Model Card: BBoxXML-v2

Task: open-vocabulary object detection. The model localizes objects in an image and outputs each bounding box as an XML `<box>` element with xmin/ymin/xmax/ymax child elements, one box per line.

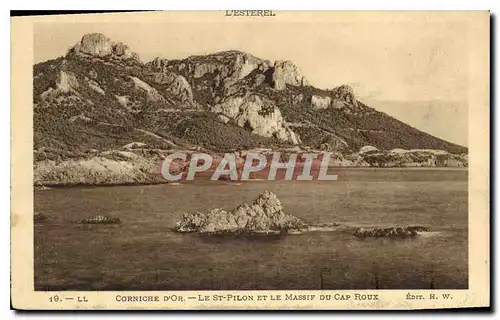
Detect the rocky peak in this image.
<box><xmin>149</xmin><ymin>51</ymin><xmax>269</xmax><ymax>84</ymax></box>
<box><xmin>146</xmin><ymin>51</ymin><xmax>311</xmax><ymax>104</ymax></box>
<box><xmin>331</xmin><ymin>84</ymin><xmax>357</xmax><ymax>108</ymax></box>
<box><xmin>338</xmin><ymin>84</ymin><xmax>354</xmax><ymax>94</ymax></box>
<box><xmin>69</xmin><ymin>33</ymin><xmax>139</xmax><ymax>61</ymax></box>
<box><xmin>252</xmin><ymin>191</ymin><xmax>282</xmax><ymax>216</ymax></box>
<box><xmin>231</xmin><ymin>52</ymin><xmax>271</xmax><ymax>80</ymax></box>
<box><xmin>271</xmin><ymin>60</ymin><xmax>308</xmax><ymax>90</ymax></box>
<box><xmin>309</xmin><ymin>85</ymin><xmax>358</xmax><ymax>110</ymax></box>
<box><xmin>187</xmin><ymin>51</ymin><xmax>271</xmax><ymax>85</ymax></box>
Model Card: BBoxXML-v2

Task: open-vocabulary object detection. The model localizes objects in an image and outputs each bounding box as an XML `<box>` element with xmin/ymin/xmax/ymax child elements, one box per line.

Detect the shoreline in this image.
<box><xmin>34</xmin><ymin>166</ymin><xmax>468</xmax><ymax>189</ymax></box>
<box><xmin>35</xmin><ymin>181</ymin><xmax>169</xmax><ymax>190</ymax></box>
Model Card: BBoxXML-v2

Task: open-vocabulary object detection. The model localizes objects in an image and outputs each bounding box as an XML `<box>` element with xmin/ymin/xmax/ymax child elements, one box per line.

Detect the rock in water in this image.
<box><xmin>354</xmin><ymin>226</ymin><xmax>429</xmax><ymax>238</ymax></box>
<box><xmin>78</xmin><ymin>215</ymin><xmax>121</xmax><ymax>225</ymax></box>
<box><xmin>176</xmin><ymin>211</ymin><xmax>206</xmax><ymax>232</ymax></box>
<box><xmin>175</xmin><ymin>191</ymin><xmax>307</xmax><ymax>234</ymax></box>
<box><xmin>406</xmin><ymin>226</ymin><xmax>430</xmax><ymax>233</ymax></box>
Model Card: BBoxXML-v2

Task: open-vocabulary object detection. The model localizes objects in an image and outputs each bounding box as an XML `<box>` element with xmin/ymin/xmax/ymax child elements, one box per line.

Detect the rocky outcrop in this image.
<box><xmin>150</xmin><ymin>52</ymin><xmax>309</xmax><ymax>94</ymax></box>
<box><xmin>212</xmin><ymin>94</ymin><xmax>301</xmax><ymax>144</ymax></box>
<box><xmin>193</xmin><ymin>62</ymin><xmax>218</xmax><ymax>78</ymax></box>
<box><xmin>148</xmin><ymin>51</ymin><xmax>271</xmax><ymax>94</ymax></box>
<box><xmin>153</xmin><ymin>72</ymin><xmax>194</xmax><ymax>103</ymax></box>
<box><xmin>290</xmin><ymin>93</ymin><xmax>304</xmax><ymax>104</ymax></box>
<box><xmin>122</xmin><ymin>142</ymin><xmax>148</xmax><ymax>150</ymax></box>
<box><xmin>331</xmin><ymin>84</ymin><xmax>358</xmax><ymax>108</ymax></box>
<box><xmin>271</xmin><ymin>60</ymin><xmax>308</xmax><ymax>90</ymax></box>
<box><xmin>129</xmin><ymin>76</ymin><xmax>165</xmax><ymax>102</ymax></box>
<box><xmin>39</xmin><ymin>71</ymin><xmax>80</xmax><ymax>101</ymax></box>
<box><xmin>73</xmin><ymin>33</ymin><xmax>113</xmax><ymax>58</ymax></box>
<box><xmin>175</xmin><ymin>191</ymin><xmax>307</xmax><ymax>234</ymax></box>
<box><xmin>150</xmin><ymin>57</ymin><xmax>168</xmax><ymax>71</ymax></box>
<box><xmin>359</xmin><ymin>145</ymin><xmax>379</xmax><ymax>154</ymax></box>
<box><xmin>354</xmin><ymin>226</ymin><xmax>430</xmax><ymax>238</ymax></box>
<box><xmin>69</xmin><ymin>33</ymin><xmax>139</xmax><ymax>61</ymax></box>
<box><xmin>33</xmin><ymin>152</ymin><xmax>161</xmax><ymax>186</ymax></box>
<box><xmin>229</xmin><ymin>53</ymin><xmax>270</xmax><ymax>84</ymax></box>
<box><xmin>407</xmin><ymin>226</ymin><xmax>430</xmax><ymax>232</ymax></box>
<box><xmin>310</xmin><ymin>85</ymin><xmax>357</xmax><ymax>110</ymax></box>
<box><xmin>112</xmin><ymin>42</ymin><xmax>136</xmax><ymax>60</ymax></box>
<box><xmin>175</xmin><ymin>192</ymin><xmax>432</xmax><ymax>237</ymax></box>
<box><xmin>86</xmin><ymin>78</ymin><xmax>105</xmax><ymax>95</ymax></box>
<box><xmin>310</xmin><ymin>95</ymin><xmax>332</xmax><ymax>109</ymax></box>
<box><xmin>358</xmin><ymin>148</ymin><xmax>468</xmax><ymax>167</ymax></box>
<box><xmin>68</xmin><ymin>113</ymin><xmax>91</xmax><ymax>124</ymax></box>
<box><xmin>78</xmin><ymin>215</ymin><xmax>121</xmax><ymax>224</ymax></box>
<box><xmin>115</xmin><ymin>95</ymin><xmax>129</xmax><ymax>108</ymax></box>
<box><xmin>191</xmin><ymin>51</ymin><xmax>270</xmax><ymax>88</ymax></box>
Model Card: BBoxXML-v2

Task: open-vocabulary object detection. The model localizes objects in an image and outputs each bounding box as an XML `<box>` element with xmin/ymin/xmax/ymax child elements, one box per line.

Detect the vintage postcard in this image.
<box><xmin>11</xmin><ymin>11</ymin><xmax>490</xmax><ymax>310</ymax></box>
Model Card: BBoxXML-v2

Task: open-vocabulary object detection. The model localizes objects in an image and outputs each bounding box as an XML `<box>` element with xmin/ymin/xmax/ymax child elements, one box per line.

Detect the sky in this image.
<box><xmin>33</xmin><ymin>13</ymin><xmax>476</xmax><ymax>146</ymax></box>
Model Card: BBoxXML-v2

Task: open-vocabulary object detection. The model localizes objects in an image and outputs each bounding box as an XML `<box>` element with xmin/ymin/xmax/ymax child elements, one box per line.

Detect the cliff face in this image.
<box><xmin>33</xmin><ymin>33</ymin><xmax>467</xmax><ymax>184</ymax></box>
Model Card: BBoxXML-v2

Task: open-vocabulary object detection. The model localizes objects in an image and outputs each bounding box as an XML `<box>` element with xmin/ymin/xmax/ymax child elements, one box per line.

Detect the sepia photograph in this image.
<box><xmin>10</xmin><ymin>10</ymin><xmax>490</xmax><ymax>310</ymax></box>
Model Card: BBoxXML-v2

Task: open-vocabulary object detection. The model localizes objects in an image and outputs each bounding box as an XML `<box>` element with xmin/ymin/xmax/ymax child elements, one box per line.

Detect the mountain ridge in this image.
<box><xmin>33</xmin><ymin>33</ymin><xmax>467</xmax><ymax>185</ymax></box>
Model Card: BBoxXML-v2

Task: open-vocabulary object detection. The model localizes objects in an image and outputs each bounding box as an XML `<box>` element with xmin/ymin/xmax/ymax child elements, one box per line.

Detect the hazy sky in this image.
<box><xmin>33</xmin><ymin>13</ymin><xmax>474</xmax><ymax>146</ymax></box>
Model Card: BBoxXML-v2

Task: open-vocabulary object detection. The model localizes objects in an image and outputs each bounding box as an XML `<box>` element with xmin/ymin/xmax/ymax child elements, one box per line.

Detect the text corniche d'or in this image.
<box><xmin>225</xmin><ymin>10</ymin><xmax>276</xmax><ymax>17</ymax></box>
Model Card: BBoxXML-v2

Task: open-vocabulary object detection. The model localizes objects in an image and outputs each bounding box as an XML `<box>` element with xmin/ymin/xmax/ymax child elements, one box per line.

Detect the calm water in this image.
<box><xmin>34</xmin><ymin>168</ymin><xmax>468</xmax><ymax>290</ymax></box>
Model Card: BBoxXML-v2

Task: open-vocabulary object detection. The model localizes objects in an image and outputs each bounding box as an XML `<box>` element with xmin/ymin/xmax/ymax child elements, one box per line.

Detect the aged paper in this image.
<box><xmin>11</xmin><ymin>11</ymin><xmax>489</xmax><ymax>310</ymax></box>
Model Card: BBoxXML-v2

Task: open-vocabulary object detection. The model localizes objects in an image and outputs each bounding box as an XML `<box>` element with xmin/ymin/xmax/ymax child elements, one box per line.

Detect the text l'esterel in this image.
<box><xmin>225</xmin><ymin>10</ymin><xmax>276</xmax><ymax>17</ymax></box>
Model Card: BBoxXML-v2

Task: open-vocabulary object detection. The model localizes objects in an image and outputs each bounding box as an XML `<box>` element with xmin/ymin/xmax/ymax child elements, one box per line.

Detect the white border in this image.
<box><xmin>5</xmin><ymin>0</ymin><xmax>498</xmax><ymax>318</ymax></box>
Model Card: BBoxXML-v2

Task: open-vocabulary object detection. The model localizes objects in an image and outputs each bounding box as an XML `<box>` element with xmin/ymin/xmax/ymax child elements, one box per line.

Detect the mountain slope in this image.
<box><xmin>33</xmin><ymin>33</ymin><xmax>467</xmax><ymax>185</ymax></box>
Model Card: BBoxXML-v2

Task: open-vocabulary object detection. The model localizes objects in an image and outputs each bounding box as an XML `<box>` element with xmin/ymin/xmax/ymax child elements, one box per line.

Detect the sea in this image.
<box><xmin>34</xmin><ymin>168</ymin><xmax>468</xmax><ymax>290</ymax></box>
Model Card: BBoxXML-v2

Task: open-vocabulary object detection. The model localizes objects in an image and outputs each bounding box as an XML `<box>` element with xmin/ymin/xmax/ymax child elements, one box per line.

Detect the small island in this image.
<box><xmin>175</xmin><ymin>191</ymin><xmax>430</xmax><ymax>238</ymax></box>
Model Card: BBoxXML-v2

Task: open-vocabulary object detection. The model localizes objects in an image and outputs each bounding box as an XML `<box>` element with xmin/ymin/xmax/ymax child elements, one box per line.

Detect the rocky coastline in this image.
<box><xmin>34</xmin><ymin>146</ymin><xmax>467</xmax><ymax>187</ymax></box>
